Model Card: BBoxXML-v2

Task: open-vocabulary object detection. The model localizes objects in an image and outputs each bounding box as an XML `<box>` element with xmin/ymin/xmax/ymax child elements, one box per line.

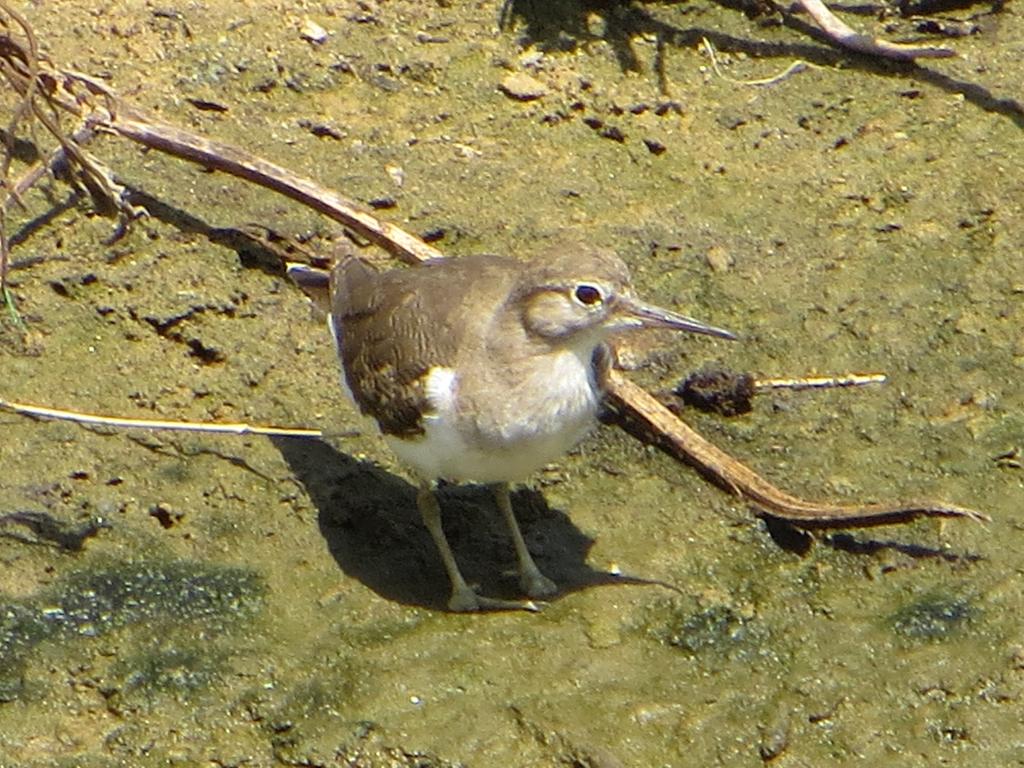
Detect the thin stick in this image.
<box><xmin>754</xmin><ymin>372</ymin><xmax>887</xmax><ymax>392</ymax></box>
<box><xmin>794</xmin><ymin>0</ymin><xmax>954</xmax><ymax>60</ymax></box>
<box><xmin>0</xmin><ymin>396</ymin><xmax>323</xmax><ymax>438</ymax></box>
<box><xmin>702</xmin><ymin>37</ymin><xmax>813</xmax><ymax>87</ymax></box>
<box><xmin>0</xmin><ymin>1</ymin><xmax>43</xmax><ymax>291</ymax></box>
<box><xmin>1</xmin><ymin>124</ymin><xmax>97</xmax><ymax>214</ymax></box>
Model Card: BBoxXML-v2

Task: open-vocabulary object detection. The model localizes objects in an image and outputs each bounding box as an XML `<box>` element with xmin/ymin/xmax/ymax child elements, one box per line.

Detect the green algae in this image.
<box><xmin>890</xmin><ymin>593</ymin><xmax>975</xmax><ymax>641</ymax></box>
<box><xmin>0</xmin><ymin>560</ymin><xmax>263</xmax><ymax>704</ymax></box>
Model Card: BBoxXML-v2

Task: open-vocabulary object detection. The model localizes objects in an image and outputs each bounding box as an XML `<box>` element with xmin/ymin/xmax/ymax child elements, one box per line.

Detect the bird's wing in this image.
<box><xmin>330</xmin><ymin>256</ymin><xmax>515</xmax><ymax>437</ymax></box>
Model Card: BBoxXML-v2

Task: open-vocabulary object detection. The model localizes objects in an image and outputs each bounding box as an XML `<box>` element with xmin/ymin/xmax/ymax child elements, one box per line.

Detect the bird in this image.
<box><xmin>289</xmin><ymin>247</ymin><xmax>735</xmax><ymax>611</ymax></box>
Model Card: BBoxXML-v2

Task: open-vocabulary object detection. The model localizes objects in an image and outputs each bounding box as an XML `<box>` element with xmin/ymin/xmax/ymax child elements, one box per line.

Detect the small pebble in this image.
<box><xmin>498</xmin><ymin>72</ymin><xmax>548</xmax><ymax>101</ymax></box>
<box><xmin>704</xmin><ymin>244</ymin><xmax>734</xmax><ymax>272</ymax></box>
<box><xmin>643</xmin><ymin>137</ymin><xmax>667</xmax><ymax>155</ymax></box>
<box><xmin>299</xmin><ymin>18</ymin><xmax>328</xmax><ymax>44</ymax></box>
<box><xmin>386</xmin><ymin>164</ymin><xmax>405</xmax><ymax>187</ymax></box>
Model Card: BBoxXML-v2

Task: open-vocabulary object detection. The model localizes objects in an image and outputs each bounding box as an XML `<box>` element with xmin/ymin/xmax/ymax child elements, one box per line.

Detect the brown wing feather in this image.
<box><xmin>329</xmin><ymin>255</ymin><xmax>519</xmax><ymax>437</ymax></box>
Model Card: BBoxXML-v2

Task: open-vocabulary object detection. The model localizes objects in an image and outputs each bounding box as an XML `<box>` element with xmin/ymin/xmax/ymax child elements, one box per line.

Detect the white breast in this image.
<box><xmin>387</xmin><ymin>348</ymin><xmax>601</xmax><ymax>483</ymax></box>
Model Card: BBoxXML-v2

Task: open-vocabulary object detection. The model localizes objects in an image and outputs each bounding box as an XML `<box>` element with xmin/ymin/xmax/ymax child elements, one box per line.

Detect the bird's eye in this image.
<box><xmin>574</xmin><ymin>284</ymin><xmax>603</xmax><ymax>306</ymax></box>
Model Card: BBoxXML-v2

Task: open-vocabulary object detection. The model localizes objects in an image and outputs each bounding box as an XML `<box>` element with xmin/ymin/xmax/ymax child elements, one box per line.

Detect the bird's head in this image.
<box><xmin>517</xmin><ymin>248</ymin><xmax>736</xmax><ymax>346</ymax></box>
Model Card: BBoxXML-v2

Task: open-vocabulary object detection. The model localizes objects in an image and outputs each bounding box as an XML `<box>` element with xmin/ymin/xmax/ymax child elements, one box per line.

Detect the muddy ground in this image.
<box><xmin>1</xmin><ymin>1</ymin><xmax>1022</xmax><ymax>766</ymax></box>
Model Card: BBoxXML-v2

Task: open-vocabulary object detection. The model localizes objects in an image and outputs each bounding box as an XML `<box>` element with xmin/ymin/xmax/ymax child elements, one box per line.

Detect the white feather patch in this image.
<box><xmin>387</xmin><ymin>353</ymin><xmax>600</xmax><ymax>483</ymax></box>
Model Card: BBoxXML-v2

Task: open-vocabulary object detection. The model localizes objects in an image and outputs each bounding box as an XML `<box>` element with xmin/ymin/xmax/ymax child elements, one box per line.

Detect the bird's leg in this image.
<box><xmin>416</xmin><ymin>482</ymin><xmax>539</xmax><ymax>612</ymax></box>
<box><xmin>416</xmin><ymin>482</ymin><xmax>478</xmax><ymax>610</ymax></box>
<box><xmin>492</xmin><ymin>482</ymin><xmax>558</xmax><ymax>600</ymax></box>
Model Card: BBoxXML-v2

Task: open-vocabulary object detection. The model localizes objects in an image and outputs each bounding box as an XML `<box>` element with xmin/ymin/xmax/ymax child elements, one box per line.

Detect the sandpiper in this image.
<box><xmin>290</xmin><ymin>248</ymin><xmax>734</xmax><ymax>610</ymax></box>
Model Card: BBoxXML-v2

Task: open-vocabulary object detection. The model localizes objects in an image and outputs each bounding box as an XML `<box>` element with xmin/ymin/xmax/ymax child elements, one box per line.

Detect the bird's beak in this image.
<box><xmin>617</xmin><ymin>297</ymin><xmax>737</xmax><ymax>341</ymax></box>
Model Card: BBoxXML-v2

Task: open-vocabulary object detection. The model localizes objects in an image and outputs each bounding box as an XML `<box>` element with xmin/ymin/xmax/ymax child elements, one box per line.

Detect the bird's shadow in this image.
<box><xmin>271</xmin><ymin>436</ymin><xmax>645</xmax><ymax>610</ymax></box>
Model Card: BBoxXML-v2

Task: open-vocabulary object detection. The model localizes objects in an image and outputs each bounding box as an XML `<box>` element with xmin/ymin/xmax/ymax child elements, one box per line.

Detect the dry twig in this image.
<box><xmin>794</xmin><ymin>0</ymin><xmax>955</xmax><ymax>61</ymax></box>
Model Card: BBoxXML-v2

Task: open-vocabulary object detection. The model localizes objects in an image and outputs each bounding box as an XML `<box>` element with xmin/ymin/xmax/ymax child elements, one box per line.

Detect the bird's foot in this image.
<box><xmin>520</xmin><ymin>569</ymin><xmax>558</xmax><ymax>600</ymax></box>
<box><xmin>447</xmin><ymin>586</ymin><xmax>542</xmax><ymax>613</ymax></box>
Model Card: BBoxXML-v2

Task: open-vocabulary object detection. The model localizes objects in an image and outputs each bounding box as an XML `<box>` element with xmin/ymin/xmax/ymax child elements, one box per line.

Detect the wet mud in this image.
<box><xmin>1</xmin><ymin>1</ymin><xmax>1022</xmax><ymax>766</ymax></box>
